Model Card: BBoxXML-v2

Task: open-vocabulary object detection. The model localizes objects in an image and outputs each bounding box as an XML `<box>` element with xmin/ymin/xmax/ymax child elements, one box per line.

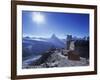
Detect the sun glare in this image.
<box><xmin>32</xmin><ymin>12</ymin><xmax>45</xmax><ymax>24</ymax></box>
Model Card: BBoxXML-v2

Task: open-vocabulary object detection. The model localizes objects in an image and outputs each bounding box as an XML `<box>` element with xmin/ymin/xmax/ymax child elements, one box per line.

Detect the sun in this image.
<box><xmin>32</xmin><ymin>12</ymin><xmax>45</xmax><ymax>24</ymax></box>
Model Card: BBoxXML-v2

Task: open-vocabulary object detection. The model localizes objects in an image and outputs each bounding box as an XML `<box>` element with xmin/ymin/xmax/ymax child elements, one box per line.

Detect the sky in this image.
<box><xmin>22</xmin><ymin>11</ymin><xmax>89</xmax><ymax>39</ymax></box>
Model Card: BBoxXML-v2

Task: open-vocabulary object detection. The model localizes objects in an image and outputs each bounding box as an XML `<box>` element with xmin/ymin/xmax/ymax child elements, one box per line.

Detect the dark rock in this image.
<box><xmin>68</xmin><ymin>50</ymin><xmax>80</xmax><ymax>61</ymax></box>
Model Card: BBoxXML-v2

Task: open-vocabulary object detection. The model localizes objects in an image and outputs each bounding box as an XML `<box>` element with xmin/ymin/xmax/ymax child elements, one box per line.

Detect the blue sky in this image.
<box><xmin>22</xmin><ymin>11</ymin><xmax>89</xmax><ymax>39</ymax></box>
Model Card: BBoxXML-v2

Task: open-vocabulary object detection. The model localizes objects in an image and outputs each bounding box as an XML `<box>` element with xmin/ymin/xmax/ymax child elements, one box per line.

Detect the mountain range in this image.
<box><xmin>22</xmin><ymin>34</ymin><xmax>66</xmax><ymax>59</ymax></box>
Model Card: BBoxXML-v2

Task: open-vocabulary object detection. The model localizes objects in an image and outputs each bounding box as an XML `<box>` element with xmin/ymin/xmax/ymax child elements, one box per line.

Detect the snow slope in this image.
<box><xmin>22</xmin><ymin>50</ymin><xmax>89</xmax><ymax>69</ymax></box>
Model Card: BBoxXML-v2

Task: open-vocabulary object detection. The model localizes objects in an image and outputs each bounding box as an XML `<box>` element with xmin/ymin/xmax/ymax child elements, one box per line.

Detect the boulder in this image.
<box><xmin>68</xmin><ymin>50</ymin><xmax>80</xmax><ymax>61</ymax></box>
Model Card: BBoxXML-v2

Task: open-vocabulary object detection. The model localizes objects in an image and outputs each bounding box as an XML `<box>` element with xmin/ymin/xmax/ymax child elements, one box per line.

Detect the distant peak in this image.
<box><xmin>51</xmin><ymin>34</ymin><xmax>57</xmax><ymax>38</ymax></box>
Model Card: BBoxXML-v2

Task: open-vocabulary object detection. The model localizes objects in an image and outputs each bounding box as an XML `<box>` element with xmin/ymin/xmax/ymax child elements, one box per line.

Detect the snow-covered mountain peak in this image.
<box><xmin>51</xmin><ymin>34</ymin><xmax>58</xmax><ymax>39</ymax></box>
<box><xmin>48</xmin><ymin>34</ymin><xmax>65</xmax><ymax>48</ymax></box>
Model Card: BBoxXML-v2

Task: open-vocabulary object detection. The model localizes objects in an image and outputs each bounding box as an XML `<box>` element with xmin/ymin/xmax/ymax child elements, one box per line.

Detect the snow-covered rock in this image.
<box><xmin>22</xmin><ymin>50</ymin><xmax>89</xmax><ymax>69</ymax></box>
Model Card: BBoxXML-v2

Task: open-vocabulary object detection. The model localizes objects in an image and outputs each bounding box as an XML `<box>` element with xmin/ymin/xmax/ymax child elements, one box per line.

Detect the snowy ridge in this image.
<box><xmin>22</xmin><ymin>50</ymin><xmax>89</xmax><ymax>69</ymax></box>
<box><xmin>22</xmin><ymin>55</ymin><xmax>42</xmax><ymax>68</ymax></box>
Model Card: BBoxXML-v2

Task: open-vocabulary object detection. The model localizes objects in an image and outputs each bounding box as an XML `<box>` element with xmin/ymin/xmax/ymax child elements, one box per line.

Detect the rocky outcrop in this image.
<box><xmin>66</xmin><ymin>35</ymin><xmax>89</xmax><ymax>59</ymax></box>
<box><xmin>22</xmin><ymin>49</ymin><xmax>89</xmax><ymax>69</ymax></box>
<box><xmin>67</xmin><ymin>50</ymin><xmax>80</xmax><ymax>61</ymax></box>
<box><xmin>74</xmin><ymin>40</ymin><xmax>89</xmax><ymax>58</ymax></box>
